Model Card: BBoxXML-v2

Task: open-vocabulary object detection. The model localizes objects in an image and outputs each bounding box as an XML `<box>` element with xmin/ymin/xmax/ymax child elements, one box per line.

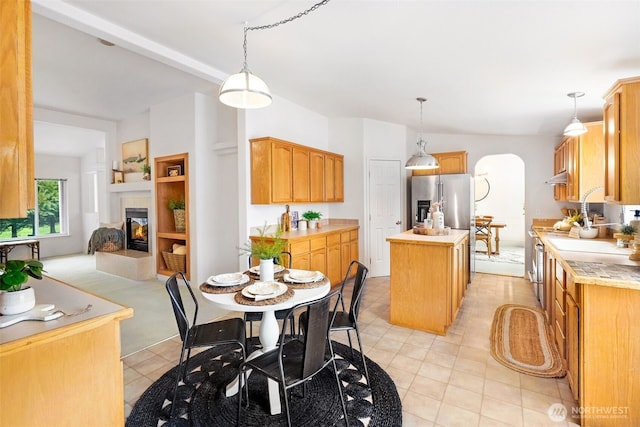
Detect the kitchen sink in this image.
<box><xmin>546</xmin><ymin>237</ymin><xmax>632</xmax><ymax>255</ymax></box>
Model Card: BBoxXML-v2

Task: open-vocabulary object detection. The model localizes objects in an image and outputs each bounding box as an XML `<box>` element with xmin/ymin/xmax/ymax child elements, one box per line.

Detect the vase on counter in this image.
<box><xmin>259</xmin><ymin>258</ymin><xmax>275</xmax><ymax>282</ymax></box>
<box><xmin>298</xmin><ymin>219</ymin><xmax>307</xmax><ymax>230</ymax></box>
<box><xmin>0</xmin><ymin>286</ymin><xmax>36</xmax><ymax>315</ymax></box>
<box><xmin>432</xmin><ymin>207</ymin><xmax>444</xmax><ymax>230</ymax></box>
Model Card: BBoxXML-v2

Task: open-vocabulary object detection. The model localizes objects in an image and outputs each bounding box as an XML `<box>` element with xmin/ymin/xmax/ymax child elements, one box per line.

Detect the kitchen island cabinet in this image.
<box><xmin>386</xmin><ymin>229</ymin><xmax>469</xmax><ymax>335</ymax></box>
<box><xmin>537</xmin><ymin>232</ymin><xmax>639</xmax><ymax>426</ymax></box>
<box><xmin>0</xmin><ymin>276</ymin><xmax>133</xmax><ymax>426</ymax></box>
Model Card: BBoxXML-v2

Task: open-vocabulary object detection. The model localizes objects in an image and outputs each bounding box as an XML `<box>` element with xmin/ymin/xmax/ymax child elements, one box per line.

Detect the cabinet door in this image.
<box><xmin>566</xmin><ymin>292</ymin><xmax>580</xmax><ymax>401</ymax></box>
<box><xmin>327</xmin><ymin>244</ymin><xmax>341</xmax><ymax>285</ymax></box>
<box><xmin>553</xmin><ymin>142</ymin><xmax>567</xmax><ymax>201</ymax></box>
<box><xmin>412</xmin><ymin>151</ymin><xmax>467</xmax><ymax>176</ymax></box>
<box><xmin>292</xmin><ymin>147</ymin><xmax>310</xmax><ymax>202</ymax></box>
<box><xmin>334</xmin><ymin>156</ymin><xmax>344</xmax><ymax>202</ymax></box>
<box><xmin>271</xmin><ymin>143</ymin><xmax>293</xmax><ymax>203</ymax></box>
<box><xmin>0</xmin><ymin>0</ymin><xmax>34</xmax><ymax>218</ymax></box>
<box><xmin>565</xmin><ymin>137</ymin><xmax>579</xmax><ymax>201</ymax></box>
<box><xmin>324</xmin><ymin>155</ymin><xmax>336</xmax><ymax>201</ymax></box>
<box><xmin>309</xmin><ymin>151</ymin><xmax>325</xmax><ymax>202</ymax></box>
<box><xmin>310</xmin><ymin>249</ymin><xmax>326</xmax><ymax>273</ymax></box>
<box><xmin>604</xmin><ymin>94</ymin><xmax>620</xmax><ymax>202</ymax></box>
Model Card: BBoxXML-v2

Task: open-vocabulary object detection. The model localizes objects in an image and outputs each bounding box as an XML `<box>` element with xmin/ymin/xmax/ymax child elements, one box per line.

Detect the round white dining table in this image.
<box><xmin>200</xmin><ymin>278</ymin><xmax>330</xmax><ymax>415</ymax></box>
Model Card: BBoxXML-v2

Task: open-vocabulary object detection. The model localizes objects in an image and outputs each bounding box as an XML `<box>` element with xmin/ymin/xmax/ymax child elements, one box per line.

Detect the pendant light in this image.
<box><xmin>219</xmin><ymin>0</ymin><xmax>331</xmax><ymax>109</ymax></box>
<box><xmin>405</xmin><ymin>97</ymin><xmax>439</xmax><ymax>170</ymax></box>
<box><xmin>563</xmin><ymin>92</ymin><xmax>587</xmax><ymax>136</ymax></box>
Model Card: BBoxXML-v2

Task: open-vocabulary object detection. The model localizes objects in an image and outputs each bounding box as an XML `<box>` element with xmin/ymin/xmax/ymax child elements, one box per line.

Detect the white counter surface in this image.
<box><xmin>0</xmin><ymin>275</ymin><xmax>132</xmax><ymax>346</ymax></box>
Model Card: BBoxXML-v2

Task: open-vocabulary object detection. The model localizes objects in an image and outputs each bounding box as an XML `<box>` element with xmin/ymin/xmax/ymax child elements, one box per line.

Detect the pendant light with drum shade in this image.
<box><xmin>405</xmin><ymin>97</ymin><xmax>439</xmax><ymax>170</ymax></box>
<box><xmin>218</xmin><ymin>0</ymin><xmax>332</xmax><ymax>109</ymax></box>
<box><xmin>563</xmin><ymin>92</ymin><xmax>587</xmax><ymax>136</ymax></box>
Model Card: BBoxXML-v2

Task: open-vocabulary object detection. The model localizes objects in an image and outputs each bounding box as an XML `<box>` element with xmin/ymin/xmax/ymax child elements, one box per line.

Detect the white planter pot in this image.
<box><xmin>0</xmin><ymin>286</ymin><xmax>36</xmax><ymax>315</ymax></box>
<box><xmin>308</xmin><ymin>220</ymin><xmax>318</xmax><ymax>229</ymax></box>
<box><xmin>259</xmin><ymin>258</ymin><xmax>275</xmax><ymax>282</ymax></box>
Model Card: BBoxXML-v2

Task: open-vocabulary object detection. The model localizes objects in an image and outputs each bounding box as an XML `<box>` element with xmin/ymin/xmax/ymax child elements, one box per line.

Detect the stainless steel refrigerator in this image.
<box><xmin>411</xmin><ymin>173</ymin><xmax>476</xmax><ymax>273</ymax></box>
<box><xmin>411</xmin><ymin>174</ymin><xmax>474</xmax><ymax>229</ymax></box>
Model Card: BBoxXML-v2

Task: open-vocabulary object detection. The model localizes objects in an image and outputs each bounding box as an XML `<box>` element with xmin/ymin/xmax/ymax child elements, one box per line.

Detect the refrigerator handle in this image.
<box><xmin>438</xmin><ymin>181</ymin><xmax>444</xmax><ymax>205</ymax></box>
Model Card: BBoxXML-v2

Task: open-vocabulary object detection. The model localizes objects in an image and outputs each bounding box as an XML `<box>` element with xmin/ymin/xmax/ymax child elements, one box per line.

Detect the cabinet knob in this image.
<box><xmin>396</xmin><ymin>220</ymin><xmax>402</xmax><ymax>225</ymax></box>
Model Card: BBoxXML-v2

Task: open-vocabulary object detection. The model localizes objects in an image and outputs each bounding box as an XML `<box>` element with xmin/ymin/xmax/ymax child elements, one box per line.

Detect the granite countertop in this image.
<box><xmin>536</xmin><ymin>230</ymin><xmax>640</xmax><ymax>291</ymax></box>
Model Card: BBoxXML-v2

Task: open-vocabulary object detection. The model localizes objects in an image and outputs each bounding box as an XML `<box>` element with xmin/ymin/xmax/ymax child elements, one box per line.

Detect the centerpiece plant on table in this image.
<box><xmin>240</xmin><ymin>223</ymin><xmax>288</xmax><ymax>282</ymax></box>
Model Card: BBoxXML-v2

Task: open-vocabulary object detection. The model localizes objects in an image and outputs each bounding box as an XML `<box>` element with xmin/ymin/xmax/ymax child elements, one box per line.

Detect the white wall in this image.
<box><xmin>475</xmin><ymin>154</ymin><xmax>525</xmax><ymax>246</ymax></box>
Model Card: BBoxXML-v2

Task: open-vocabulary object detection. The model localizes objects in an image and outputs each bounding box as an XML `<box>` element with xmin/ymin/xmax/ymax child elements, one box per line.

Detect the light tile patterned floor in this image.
<box><xmin>123</xmin><ymin>273</ymin><xmax>579</xmax><ymax>426</ymax></box>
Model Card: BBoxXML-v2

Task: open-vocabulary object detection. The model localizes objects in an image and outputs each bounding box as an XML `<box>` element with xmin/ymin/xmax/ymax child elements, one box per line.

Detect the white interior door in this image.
<box><xmin>368</xmin><ymin>159</ymin><xmax>402</xmax><ymax>277</ymax></box>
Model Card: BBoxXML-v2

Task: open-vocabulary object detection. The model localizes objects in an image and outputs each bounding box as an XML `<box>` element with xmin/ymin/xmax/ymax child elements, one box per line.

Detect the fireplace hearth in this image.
<box><xmin>125</xmin><ymin>208</ymin><xmax>149</xmax><ymax>252</ymax></box>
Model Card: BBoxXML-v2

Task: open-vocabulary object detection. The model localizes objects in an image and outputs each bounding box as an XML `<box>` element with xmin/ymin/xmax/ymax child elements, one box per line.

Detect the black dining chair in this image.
<box><xmin>237</xmin><ymin>290</ymin><xmax>349</xmax><ymax>427</ymax></box>
<box><xmin>165</xmin><ymin>271</ymin><xmax>246</xmax><ymax>419</ymax></box>
<box><xmin>300</xmin><ymin>260</ymin><xmax>370</xmax><ymax>383</ymax></box>
<box><xmin>245</xmin><ymin>251</ymin><xmax>294</xmax><ymax>340</ymax></box>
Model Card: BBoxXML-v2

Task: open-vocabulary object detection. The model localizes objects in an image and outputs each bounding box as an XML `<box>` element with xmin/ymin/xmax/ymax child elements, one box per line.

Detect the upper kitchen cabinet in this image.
<box><xmin>0</xmin><ymin>0</ymin><xmax>35</xmax><ymax>218</ymax></box>
<box><xmin>250</xmin><ymin>137</ymin><xmax>344</xmax><ymax>204</ymax></box>
<box><xmin>412</xmin><ymin>151</ymin><xmax>468</xmax><ymax>176</ymax></box>
<box><xmin>560</xmin><ymin>122</ymin><xmax>605</xmax><ymax>202</ymax></box>
<box><xmin>603</xmin><ymin>76</ymin><xmax>640</xmax><ymax>204</ymax></box>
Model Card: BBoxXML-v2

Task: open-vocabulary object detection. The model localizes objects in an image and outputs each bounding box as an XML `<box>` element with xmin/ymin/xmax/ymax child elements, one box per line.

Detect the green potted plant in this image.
<box><xmin>0</xmin><ymin>259</ymin><xmax>45</xmax><ymax>315</ymax></box>
<box><xmin>240</xmin><ymin>223</ymin><xmax>287</xmax><ymax>281</ymax></box>
<box><xmin>614</xmin><ymin>224</ymin><xmax>637</xmax><ymax>248</ymax></box>
<box><xmin>168</xmin><ymin>197</ymin><xmax>186</xmax><ymax>233</ymax></box>
<box><xmin>142</xmin><ymin>163</ymin><xmax>151</xmax><ymax>181</ymax></box>
<box><xmin>302</xmin><ymin>210</ymin><xmax>322</xmax><ymax>229</ymax></box>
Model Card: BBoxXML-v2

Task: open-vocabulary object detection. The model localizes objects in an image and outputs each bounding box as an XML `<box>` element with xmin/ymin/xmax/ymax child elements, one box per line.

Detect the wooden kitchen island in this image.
<box><xmin>0</xmin><ymin>276</ymin><xmax>133</xmax><ymax>426</ymax></box>
<box><xmin>387</xmin><ymin>229</ymin><xmax>469</xmax><ymax>335</ymax></box>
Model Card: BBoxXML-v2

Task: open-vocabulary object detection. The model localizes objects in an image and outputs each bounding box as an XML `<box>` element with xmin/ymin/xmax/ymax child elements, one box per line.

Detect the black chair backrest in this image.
<box><xmin>166</xmin><ymin>271</ymin><xmax>197</xmax><ymax>341</ymax></box>
<box><xmin>345</xmin><ymin>261</ymin><xmax>369</xmax><ymax>323</ymax></box>
<box><xmin>282</xmin><ymin>291</ymin><xmax>338</xmax><ymax>378</ymax></box>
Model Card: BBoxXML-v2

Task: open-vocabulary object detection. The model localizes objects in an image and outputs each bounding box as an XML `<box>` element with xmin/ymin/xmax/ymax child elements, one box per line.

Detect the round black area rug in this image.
<box><xmin>126</xmin><ymin>340</ymin><xmax>402</xmax><ymax>427</ymax></box>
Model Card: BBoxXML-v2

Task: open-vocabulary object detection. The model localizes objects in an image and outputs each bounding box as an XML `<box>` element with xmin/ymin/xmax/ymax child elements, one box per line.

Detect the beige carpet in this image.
<box><xmin>490</xmin><ymin>304</ymin><xmax>566</xmax><ymax>378</ymax></box>
<box><xmin>42</xmin><ymin>254</ymin><xmax>230</xmax><ymax>357</ymax></box>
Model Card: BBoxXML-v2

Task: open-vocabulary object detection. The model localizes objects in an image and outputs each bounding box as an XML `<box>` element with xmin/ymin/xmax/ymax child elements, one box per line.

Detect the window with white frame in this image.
<box><xmin>0</xmin><ymin>179</ymin><xmax>68</xmax><ymax>239</ymax></box>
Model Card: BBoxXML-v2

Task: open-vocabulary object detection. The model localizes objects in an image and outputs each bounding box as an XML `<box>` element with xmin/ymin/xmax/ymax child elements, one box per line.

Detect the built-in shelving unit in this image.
<box><xmin>154</xmin><ymin>153</ymin><xmax>189</xmax><ymax>278</ymax></box>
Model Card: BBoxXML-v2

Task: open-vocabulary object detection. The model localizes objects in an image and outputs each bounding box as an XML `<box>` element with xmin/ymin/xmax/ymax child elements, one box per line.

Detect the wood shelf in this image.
<box><xmin>154</xmin><ymin>153</ymin><xmax>189</xmax><ymax>278</ymax></box>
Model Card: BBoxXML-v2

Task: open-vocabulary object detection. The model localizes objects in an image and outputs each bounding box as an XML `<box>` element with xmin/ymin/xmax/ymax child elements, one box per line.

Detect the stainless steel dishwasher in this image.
<box><xmin>528</xmin><ymin>230</ymin><xmax>545</xmax><ymax>308</ymax></box>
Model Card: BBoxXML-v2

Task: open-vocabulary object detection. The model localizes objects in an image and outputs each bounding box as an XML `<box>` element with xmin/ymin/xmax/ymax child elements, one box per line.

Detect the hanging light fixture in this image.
<box><xmin>563</xmin><ymin>92</ymin><xmax>587</xmax><ymax>136</ymax></box>
<box><xmin>219</xmin><ymin>0</ymin><xmax>331</xmax><ymax>109</ymax></box>
<box><xmin>405</xmin><ymin>97</ymin><xmax>439</xmax><ymax>170</ymax></box>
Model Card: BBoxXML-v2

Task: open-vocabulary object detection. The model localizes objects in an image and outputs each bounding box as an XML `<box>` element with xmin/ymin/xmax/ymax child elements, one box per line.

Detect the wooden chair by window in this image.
<box><xmin>475</xmin><ymin>215</ymin><xmax>494</xmax><ymax>257</ymax></box>
<box><xmin>237</xmin><ymin>290</ymin><xmax>349</xmax><ymax>427</ymax></box>
<box><xmin>245</xmin><ymin>251</ymin><xmax>294</xmax><ymax>339</ymax></box>
<box><xmin>165</xmin><ymin>272</ymin><xmax>246</xmax><ymax>420</ymax></box>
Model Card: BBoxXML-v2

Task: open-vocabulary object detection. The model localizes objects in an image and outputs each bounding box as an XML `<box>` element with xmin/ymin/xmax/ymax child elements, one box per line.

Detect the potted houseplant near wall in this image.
<box><xmin>142</xmin><ymin>163</ymin><xmax>151</xmax><ymax>181</ymax></box>
<box><xmin>168</xmin><ymin>197</ymin><xmax>186</xmax><ymax>233</ymax></box>
<box><xmin>0</xmin><ymin>259</ymin><xmax>44</xmax><ymax>315</ymax></box>
<box><xmin>302</xmin><ymin>210</ymin><xmax>322</xmax><ymax>229</ymax></box>
<box><xmin>240</xmin><ymin>224</ymin><xmax>286</xmax><ymax>282</ymax></box>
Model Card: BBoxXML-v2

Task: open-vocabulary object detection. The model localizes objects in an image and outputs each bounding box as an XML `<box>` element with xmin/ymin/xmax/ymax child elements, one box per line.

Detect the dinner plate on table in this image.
<box><xmin>248</xmin><ymin>265</ymin><xmax>285</xmax><ymax>275</ymax></box>
<box><xmin>241</xmin><ymin>282</ymin><xmax>288</xmax><ymax>299</ymax></box>
<box><xmin>284</xmin><ymin>269</ymin><xmax>323</xmax><ymax>283</ymax></box>
<box><xmin>206</xmin><ymin>273</ymin><xmax>249</xmax><ymax>287</ymax></box>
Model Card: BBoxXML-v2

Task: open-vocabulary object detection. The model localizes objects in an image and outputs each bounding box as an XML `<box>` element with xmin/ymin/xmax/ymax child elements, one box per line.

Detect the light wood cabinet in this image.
<box><xmin>155</xmin><ymin>153</ymin><xmax>190</xmax><ymax>278</ymax></box>
<box><xmin>387</xmin><ymin>230</ymin><xmax>469</xmax><ymax>335</ymax></box>
<box><xmin>250</xmin><ymin>137</ymin><xmax>344</xmax><ymax>204</ymax></box>
<box><xmin>565</xmin><ymin>275</ymin><xmax>579</xmax><ymax>402</ymax></box>
<box><xmin>412</xmin><ymin>151</ymin><xmax>468</xmax><ymax>176</ymax></box>
<box><xmin>250</xmin><ymin>225</ymin><xmax>359</xmax><ymax>285</ymax></box>
<box><xmin>0</xmin><ymin>0</ymin><xmax>35</xmax><ymax>219</ymax></box>
<box><xmin>554</xmin><ymin>122</ymin><xmax>604</xmax><ymax>202</ymax></box>
<box><xmin>603</xmin><ymin>76</ymin><xmax>640</xmax><ymax>204</ymax></box>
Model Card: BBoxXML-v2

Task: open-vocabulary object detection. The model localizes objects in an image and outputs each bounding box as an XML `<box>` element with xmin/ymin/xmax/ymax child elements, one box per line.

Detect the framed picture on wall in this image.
<box><xmin>167</xmin><ymin>165</ymin><xmax>182</xmax><ymax>177</ymax></box>
<box><xmin>122</xmin><ymin>138</ymin><xmax>148</xmax><ymax>173</ymax></box>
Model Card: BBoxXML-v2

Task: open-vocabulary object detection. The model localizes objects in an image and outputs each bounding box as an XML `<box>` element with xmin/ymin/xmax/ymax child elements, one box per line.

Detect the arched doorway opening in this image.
<box><xmin>474</xmin><ymin>154</ymin><xmax>525</xmax><ymax>277</ymax></box>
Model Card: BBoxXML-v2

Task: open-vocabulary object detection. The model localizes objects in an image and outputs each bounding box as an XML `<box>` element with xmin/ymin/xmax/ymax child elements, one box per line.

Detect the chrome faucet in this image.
<box><xmin>581</xmin><ymin>186</ymin><xmax>604</xmax><ymax>229</ymax></box>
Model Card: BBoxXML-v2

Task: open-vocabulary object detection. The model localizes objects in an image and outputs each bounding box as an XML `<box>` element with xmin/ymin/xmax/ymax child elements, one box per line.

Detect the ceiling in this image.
<box><xmin>31</xmin><ymin>0</ymin><xmax>640</xmax><ymax>156</ymax></box>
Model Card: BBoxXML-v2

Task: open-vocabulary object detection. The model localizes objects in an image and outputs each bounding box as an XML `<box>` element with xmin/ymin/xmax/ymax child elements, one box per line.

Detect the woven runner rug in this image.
<box><xmin>490</xmin><ymin>304</ymin><xmax>566</xmax><ymax>378</ymax></box>
<box><xmin>126</xmin><ymin>340</ymin><xmax>402</xmax><ymax>427</ymax></box>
